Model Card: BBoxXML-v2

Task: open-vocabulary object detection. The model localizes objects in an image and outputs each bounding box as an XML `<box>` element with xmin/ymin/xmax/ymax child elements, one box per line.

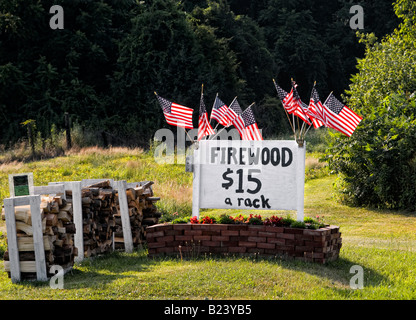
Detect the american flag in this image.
<box><xmin>210</xmin><ymin>94</ymin><xmax>230</xmax><ymax>126</ymax></box>
<box><xmin>197</xmin><ymin>92</ymin><xmax>215</xmax><ymax>140</ymax></box>
<box><xmin>307</xmin><ymin>86</ymin><xmax>325</xmax><ymax>128</ymax></box>
<box><xmin>323</xmin><ymin>93</ymin><xmax>362</xmax><ymax>137</ymax></box>
<box><xmin>224</xmin><ymin>98</ymin><xmax>245</xmax><ymax>138</ymax></box>
<box><xmin>223</xmin><ymin>97</ymin><xmax>242</xmax><ymax>125</ymax></box>
<box><xmin>291</xmin><ymin>82</ymin><xmax>311</xmax><ymax>125</ymax></box>
<box><xmin>273</xmin><ymin>80</ymin><xmax>297</xmax><ymax>113</ymax></box>
<box><xmin>155</xmin><ymin>93</ymin><xmax>194</xmax><ymax>129</ymax></box>
<box><xmin>242</xmin><ymin>105</ymin><xmax>263</xmax><ymax>141</ymax></box>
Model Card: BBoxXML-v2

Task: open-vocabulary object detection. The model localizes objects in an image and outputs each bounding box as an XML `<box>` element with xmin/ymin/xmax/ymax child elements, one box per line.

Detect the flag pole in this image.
<box><xmin>323</xmin><ymin>91</ymin><xmax>333</xmax><ymax>106</ymax></box>
<box><xmin>200</xmin><ymin>83</ymin><xmax>208</xmax><ymax>141</ymax></box>
<box><xmin>273</xmin><ymin>78</ymin><xmax>295</xmax><ymax>136</ymax></box>
<box><xmin>290</xmin><ymin>78</ymin><xmax>297</xmax><ymax>139</ymax></box>
<box><xmin>208</xmin><ymin>93</ymin><xmax>220</xmax><ymax>137</ymax></box>
<box><xmin>300</xmin><ymin>81</ymin><xmax>317</xmax><ymax>139</ymax></box>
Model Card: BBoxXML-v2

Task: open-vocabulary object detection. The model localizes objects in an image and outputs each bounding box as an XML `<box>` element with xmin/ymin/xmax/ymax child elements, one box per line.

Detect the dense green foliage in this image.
<box><xmin>0</xmin><ymin>0</ymin><xmax>398</xmax><ymax>147</ymax></box>
<box><xmin>326</xmin><ymin>0</ymin><xmax>416</xmax><ymax>210</ymax></box>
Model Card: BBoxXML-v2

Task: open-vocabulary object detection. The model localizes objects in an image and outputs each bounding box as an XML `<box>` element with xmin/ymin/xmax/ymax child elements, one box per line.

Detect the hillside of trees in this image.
<box><xmin>0</xmin><ymin>0</ymin><xmax>399</xmax><ymax>147</ymax></box>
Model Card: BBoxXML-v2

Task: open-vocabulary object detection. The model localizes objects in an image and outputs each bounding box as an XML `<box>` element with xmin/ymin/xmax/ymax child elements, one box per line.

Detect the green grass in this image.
<box><xmin>0</xmin><ymin>147</ymin><xmax>415</xmax><ymax>299</ymax></box>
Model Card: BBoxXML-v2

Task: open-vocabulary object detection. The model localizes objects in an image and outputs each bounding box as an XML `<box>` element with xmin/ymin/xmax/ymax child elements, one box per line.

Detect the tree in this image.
<box><xmin>111</xmin><ymin>0</ymin><xmax>241</xmax><ymax>144</ymax></box>
<box><xmin>325</xmin><ymin>0</ymin><xmax>416</xmax><ymax>210</ymax></box>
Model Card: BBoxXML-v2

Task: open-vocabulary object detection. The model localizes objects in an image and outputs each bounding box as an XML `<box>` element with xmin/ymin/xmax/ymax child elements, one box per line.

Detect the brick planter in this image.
<box><xmin>146</xmin><ymin>223</ymin><xmax>342</xmax><ymax>264</ymax></box>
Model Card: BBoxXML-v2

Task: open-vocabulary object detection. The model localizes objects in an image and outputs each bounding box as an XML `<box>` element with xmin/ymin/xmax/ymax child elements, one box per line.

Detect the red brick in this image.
<box><xmin>192</xmin><ymin>224</ymin><xmax>227</xmax><ymax>230</ymax></box>
<box><xmin>284</xmin><ymin>228</ymin><xmax>304</xmax><ymax>234</ymax></box>
<box><xmin>156</xmin><ymin>247</ymin><xmax>176</xmax><ymax>254</ymax></box>
<box><xmin>257</xmin><ymin>242</ymin><xmax>275</xmax><ymax>249</ymax></box>
<box><xmin>295</xmin><ymin>234</ymin><xmax>314</xmax><ymax>241</ymax></box>
<box><xmin>238</xmin><ymin>241</ymin><xmax>257</xmax><ymax>248</ymax></box>
<box><xmin>202</xmin><ymin>230</ymin><xmax>222</xmax><ymax>236</ymax></box>
<box><xmin>267</xmin><ymin>237</ymin><xmax>285</xmax><ymax>244</ymax></box>
<box><xmin>247</xmin><ymin>248</ymin><xmax>264</xmax><ymax>254</ymax></box>
<box><xmin>212</xmin><ymin>235</ymin><xmax>230</xmax><ymax>242</ymax></box>
<box><xmin>175</xmin><ymin>235</ymin><xmax>193</xmax><ymax>241</ymax></box>
<box><xmin>247</xmin><ymin>225</ymin><xmax>266</xmax><ymax>232</ymax></box>
<box><xmin>240</xmin><ymin>230</ymin><xmax>259</xmax><ymax>236</ymax></box>
<box><xmin>228</xmin><ymin>246</ymin><xmax>247</xmax><ymax>253</ymax></box>
<box><xmin>147</xmin><ymin>241</ymin><xmax>166</xmax><ymax>248</ymax></box>
<box><xmin>265</xmin><ymin>226</ymin><xmax>284</xmax><ymax>233</ymax></box>
<box><xmin>275</xmin><ymin>233</ymin><xmax>295</xmax><ymax>240</ymax></box>
<box><xmin>247</xmin><ymin>236</ymin><xmax>266</xmax><ymax>243</ymax></box>
<box><xmin>201</xmin><ymin>240</ymin><xmax>221</xmax><ymax>247</ymax></box>
<box><xmin>313</xmin><ymin>235</ymin><xmax>325</xmax><ymax>241</ymax></box>
<box><xmin>227</xmin><ymin>225</ymin><xmax>248</xmax><ymax>231</ymax></box>
<box><xmin>193</xmin><ymin>235</ymin><xmax>211</xmax><ymax>241</ymax></box>
<box><xmin>221</xmin><ymin>230</ymin><xmax>239</xmax><ymax>236</ymax></box>
<box><xmin>173</xmin><ymin>224</ymin><xmax>192</xmax><ymax>230</ymax></box>
<box><xmin>330</xmin><ymin>233</ymin><xmax>340</xmax><ymax>240</ymax></box>
<box><xmin>295</xmin><ymin>246</ymin><xmax>314</xmax><ymax>252</ymax></box>
<box><xmin>258</xmin><ymin>231</ymin><xmax>276</xmax><ymax>237</ymax></box>
<box><xmin>302</xmin><ymin>229</ymin><xmax>319</xmax><ymax>236</ymax></box>
<box><xmin>156</xmin><ymin>235</ymin><xmax>174</xmax><ymax>242</ymax></box>
<box><xmin>146</xmin><ymin>231</ymin><xmax>164</xmax><ymax>238</ymax></box>
<box><xmin>276</xmin><ymin>245</ymin><xmax>295</xmax><ymax>251</ymax></box>
<box><xmin>164</xmin><ymin>230</ymin><xmax>184</xmax><ymax>236</ymax></box>
<box><xmin>147</xmin><ymin>224</ymin><xmax>171</xmax><ymax>232</ymax></box>
<box><xmin>305</xmin><ymin>240</ymin><xmax>325</xmax><ymax>247</ymax></box>
<box><xmin>221</xmin><ymin>241</ymin><xmax>239</xmax><ymax>247</ymax></box>
<box><xmin>184</xmin><ymin>230</ymin><xmax>202</xmax><ymax>236</ymax></box>
<box><xmin>210</xmin><ymin>247</ymin><xmax>228</xmax><ymax>253</ymax></box>
<box><xmin>316</xmin><ymin>228</ymin><xmax>331</xmax><ymax>236</ymax></box>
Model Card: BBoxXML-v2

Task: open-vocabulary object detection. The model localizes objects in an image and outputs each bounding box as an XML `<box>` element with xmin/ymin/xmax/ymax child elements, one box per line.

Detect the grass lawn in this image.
<box><xmin>0</xmin><ymin>147</ymin><xmax>415</xmax><ymax>299</ymax></box>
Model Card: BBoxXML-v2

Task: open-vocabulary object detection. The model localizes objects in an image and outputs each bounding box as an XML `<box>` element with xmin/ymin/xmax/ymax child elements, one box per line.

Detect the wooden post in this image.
<box><xmin>64</xmin><ymin>112</ymin><xmax>71</xmax><ymax>150</ymax></box>
<box><xmin>296</xmin><ymin>142</ymin><xmax>306</xmax><ymax>222</ymax></box>
<box><xmin>32</xmin><ymin>184</ymin><xmax>66</xmax><ymax>200</ymax></box>
<box><xmin>70</xmin><ymin>181</ymin><xmax>83</xmax><ymax>263</ymax></box>
<box><xmin>4</xmin><ymin>195</ymin><xmax>47</xmax><ymax>282</ymax></box>
<box><xmin>4</xmin><ymin>198</ymin><xmax>20</xmax><ymax>283</ymax></box>
<box><xmin>49</xmin><ymin>181</ymin><xmax>83</xmax><ymax>262</ymax></box>
<box><xmin>192</xmin><ymin>146</ymin><xmax>201</xmax><ymax>218</ymax></box>
<box><xmin>115</xmin><ymin>180</ymin><xmax>133</xmax><ymax>253</ymax></box>
<box><xmin>30</xmin><ymin>195</ymin><xmax>47</xmax><ymax>281</ymax></box>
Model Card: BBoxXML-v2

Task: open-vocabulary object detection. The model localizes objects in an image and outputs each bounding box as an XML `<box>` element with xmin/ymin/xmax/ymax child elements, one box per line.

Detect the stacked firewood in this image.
<box><xmin>2</xmin><ymin>179</ymin><xmax>161</xmax><ymax>278</ymax></box>
<box><xmin>2</xmin><ymin>195</ymin><xmax>77</xmax><ymax>280</ymax></box>
<box><xmin>114</xmin><ymin>181</ymin><xmax>161</xmax><ymax>250</ymax></box>
<box><xmin>66</xmin><ymin>180</ymin><xmax>116</xmax><ymax>258</ymax></box>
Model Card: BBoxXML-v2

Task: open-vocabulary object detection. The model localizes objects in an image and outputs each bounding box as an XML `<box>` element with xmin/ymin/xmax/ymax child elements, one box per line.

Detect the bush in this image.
<box><xmin>326</xmin><ymin>94</ymin><xmax>416</xmax><ymax>210</ymax></box>
<box><xmin>325</xmin><ymin>2</ymin><xmax>416</xmax><ymax>210</ymax></box>
<box><xmin>217</xmin><ymin>214</ymin><xmax>236</xmax><ymax>224</ymax></box>
<box><xmin>172</xmin><ymin>216</ymin><xmax>191</xmax><ymax>224</ymax></box>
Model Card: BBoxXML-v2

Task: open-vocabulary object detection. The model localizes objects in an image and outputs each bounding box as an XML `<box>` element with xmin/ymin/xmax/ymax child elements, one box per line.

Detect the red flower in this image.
<box><xmin>190</xmin><ymin>216</ymin><xmax>199</xmax><ymax>224</ymax></box>
<box><xmin>201</xmin><ymin>216</ymin><xmax>216</xmax><ymax>224</ymax></box>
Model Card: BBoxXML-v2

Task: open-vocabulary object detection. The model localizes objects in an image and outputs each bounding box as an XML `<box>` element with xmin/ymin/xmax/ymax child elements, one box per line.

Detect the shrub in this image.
<box><xmin>200</xmin><ymin>215</ymin><xmax>216</xmax><ymax>224</ymax></box>
<box><xmin>263</xmin><ymin>215</ymin><xmax>284</xmax><ymax>226</ymax></box>
<box><xmin>290</xmin><ymin>221</ymin><xmax>306</xmax><ymax>229</ymax></box>
<box><xmin>246</xmin><ymin>214</ymin><xmax>263</xmax><ymax>225</ymax></box>
<box><xmin>325</xmin><ymin>4</ymin><xmax>416</xmax><ymax>210</ymax></box>
<box><xmin>172</xmin><ymin>216</ymin><xmax>191</xmax><ymax>224</ymax></box>
<box><xmin>217</xmin><ymin>214</ymin><xmax>236</xmax><ymax>224</ymax></box>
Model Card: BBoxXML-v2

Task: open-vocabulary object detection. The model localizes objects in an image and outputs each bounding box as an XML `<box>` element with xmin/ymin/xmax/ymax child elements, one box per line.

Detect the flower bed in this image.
<box><xmin>146</xmin><ymin>221</ymin><xmax>342</xmax><ymax>264</ymax></box>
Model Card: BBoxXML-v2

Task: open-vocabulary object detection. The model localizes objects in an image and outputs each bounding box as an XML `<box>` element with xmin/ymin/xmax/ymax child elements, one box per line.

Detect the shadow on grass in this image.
<box><xmin>145</xmin><ymin>249</ymin><xmax>389</xmax><ymax>290</ymax></box>
<box><xmin>15</xmin><ymin>247</ymin><xmax>389</xmax><ymax>293</ymax></box>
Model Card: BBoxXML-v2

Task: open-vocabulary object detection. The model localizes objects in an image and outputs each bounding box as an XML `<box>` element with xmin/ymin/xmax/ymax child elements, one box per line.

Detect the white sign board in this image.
<box><xmin>192</xmin><ymin>140</ymin><xmax>305</xmax><ymax>221</ymax></box>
